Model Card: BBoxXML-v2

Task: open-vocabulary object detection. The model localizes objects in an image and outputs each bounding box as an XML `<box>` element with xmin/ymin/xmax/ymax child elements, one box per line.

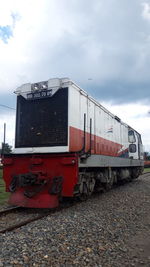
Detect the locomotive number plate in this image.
<box><xmin>27</xmin><ymin>89</ymin><xmax>52</xmax><ymax>100</ymax></box>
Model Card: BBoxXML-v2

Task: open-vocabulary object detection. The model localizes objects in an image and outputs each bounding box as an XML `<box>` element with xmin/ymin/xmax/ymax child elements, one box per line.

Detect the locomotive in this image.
<box><xmin>3</xmin><ymin>78</ymin><xmax>144</xmax><ymax>208</ymax></box>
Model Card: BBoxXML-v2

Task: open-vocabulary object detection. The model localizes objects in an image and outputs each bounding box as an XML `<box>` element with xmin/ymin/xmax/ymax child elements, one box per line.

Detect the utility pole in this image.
<box><xmin>1</xmin><ymin>123</ymin><xmax>6</xmax><ymax>156</ymax></box>
<box><xmin>4</xmin><ymin>122</ymin><xmax>6</xmax><ymax>146</ymax></box>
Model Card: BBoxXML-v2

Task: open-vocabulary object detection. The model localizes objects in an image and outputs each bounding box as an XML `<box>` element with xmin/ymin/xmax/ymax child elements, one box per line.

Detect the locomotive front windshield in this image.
<box><xmin>15</xmin><ymin>87</ymin><xmax>68</xmax><ymax>147</ymax></box>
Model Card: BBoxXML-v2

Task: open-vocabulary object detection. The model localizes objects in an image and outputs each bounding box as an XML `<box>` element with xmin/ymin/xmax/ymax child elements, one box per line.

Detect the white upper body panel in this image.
<box><xmin>13</xmin><ymin>77</ymin><xmax>143</xmax><ymax>159</ymax></box>
<box><xmin>13</xmin><ymin>146</ymin><xmax>69</xmax><ymax>154</ymax></box>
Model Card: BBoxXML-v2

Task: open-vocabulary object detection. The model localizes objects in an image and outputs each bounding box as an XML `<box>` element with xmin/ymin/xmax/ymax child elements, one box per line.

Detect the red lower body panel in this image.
<box><xmin>3</xmin><ymin>153</ymin><xmax>78</xmax><ymax>208</ymax></box>
<box><xmin>9</xmin><ymin>190</ymin><xmax>59</xmax><ymax>208</ymax></box>
<box><xmin>69</xmin><ymin>126</ymin><xmax>123</xmax><ymax>156</ymax></box>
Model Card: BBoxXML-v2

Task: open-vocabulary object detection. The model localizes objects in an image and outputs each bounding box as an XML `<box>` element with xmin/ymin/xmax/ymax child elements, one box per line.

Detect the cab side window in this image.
<box><xmin>128</xmin><ymin>130</ymin><xmax>136</xmax><ymax>143</ymax></box>
<box><xmin>129</xmin><ymin>144</ymin><xmax>136</xmax><ymax>153</ymax></box>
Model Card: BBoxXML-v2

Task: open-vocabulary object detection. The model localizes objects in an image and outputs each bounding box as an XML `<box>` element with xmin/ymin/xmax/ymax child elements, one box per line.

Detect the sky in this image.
<box><xmin>0</xmin><ymin>0</ymin><xmax>150</xmax><ymax>151</ymax></box>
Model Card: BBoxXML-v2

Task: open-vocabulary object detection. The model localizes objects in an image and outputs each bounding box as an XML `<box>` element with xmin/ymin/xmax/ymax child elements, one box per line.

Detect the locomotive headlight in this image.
<box><xmin>31</xmin><ymin>81</ymin><xmax>48</xmax><ymax>91</ymax></box>
<box><xmin>42</xmin><ymin>84</ymin><xmax>47</xmax><ymax>89</ymax></box>
<box><xmin>31</xmin><ymin>83</ymin><xmax>39</xmax><ymax>91</ymax></box>
<box><xmin>41</xmin><ymin>81</ymin><xmax>48</xmax><ymax>90</ymax></box>
<box><xmin>34</xmin><ymin>85</ymin><xmax>38</xmax><ymax>90</ymax></box>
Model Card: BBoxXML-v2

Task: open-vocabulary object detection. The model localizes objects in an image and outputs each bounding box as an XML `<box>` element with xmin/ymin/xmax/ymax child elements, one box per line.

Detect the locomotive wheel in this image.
<box><xmin>104</xmin><ymin>175</ymin><xmax>114</xmax><ymax>191</ymax></box>
<box><xmin>79</xmin><ymin>182</ymin><xmax>89</xmax><ymax>201</ymax></box>
<box><xmin>127</xmin><ymin>177</ymin><xmax>133</xmax><ymax>182</ymax></box>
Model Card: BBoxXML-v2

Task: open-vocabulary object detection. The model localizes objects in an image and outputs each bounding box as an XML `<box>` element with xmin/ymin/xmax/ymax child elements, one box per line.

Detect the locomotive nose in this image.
<box><xmin>10</xmin><ymin>172</ymin><xmax>63</xmax><ymax>195</ymax></box>
<box><xmin>9</xmin><ymin>172</ymin><xmax>44</xmax><ymax>192</ymax></box>
<box><xmin>8</xmin><ymin>171</ymin><xmax>63</xmax><ymax>208</ymax></box>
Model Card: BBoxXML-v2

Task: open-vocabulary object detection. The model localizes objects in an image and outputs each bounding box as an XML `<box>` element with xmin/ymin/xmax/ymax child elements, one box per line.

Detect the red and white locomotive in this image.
<box><xmin>3</xmin><ymin>78</ymin><xmax>144</xmax><ymax>208</ymax></box>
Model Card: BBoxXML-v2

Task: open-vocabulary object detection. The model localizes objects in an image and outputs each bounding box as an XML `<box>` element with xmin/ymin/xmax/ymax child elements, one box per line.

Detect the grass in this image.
<box><xmin>0</xmin><ymin>169</ymin><xmax>9</xmax><ymax>206</ymax></box>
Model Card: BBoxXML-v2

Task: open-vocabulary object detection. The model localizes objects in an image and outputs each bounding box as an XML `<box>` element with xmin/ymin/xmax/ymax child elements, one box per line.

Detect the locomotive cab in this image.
<box><xmin>128</xmin><ymin>129</ymin><xmax>143</xmax><ymax>160</ymax></box>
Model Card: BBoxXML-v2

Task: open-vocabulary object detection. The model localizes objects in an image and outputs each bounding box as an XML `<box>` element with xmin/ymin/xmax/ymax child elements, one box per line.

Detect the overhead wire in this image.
<box><xmin>0</xmin><ymin>104</ymin><xmax>16</xmax><ymax>111</ymax></box>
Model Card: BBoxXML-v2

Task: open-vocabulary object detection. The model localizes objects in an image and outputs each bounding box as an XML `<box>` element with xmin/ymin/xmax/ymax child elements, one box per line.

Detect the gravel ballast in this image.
<box><xmin>0</xmin><ymin>174</ymin><xmax>150</xmax><ymax>267</ymax></box>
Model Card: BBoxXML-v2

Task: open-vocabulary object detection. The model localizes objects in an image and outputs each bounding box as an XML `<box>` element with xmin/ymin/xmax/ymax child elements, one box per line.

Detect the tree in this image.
<box><xmin>0</xmin><ymin>143</ymin><xmax>12</xmax><ymax>155</ymax></box>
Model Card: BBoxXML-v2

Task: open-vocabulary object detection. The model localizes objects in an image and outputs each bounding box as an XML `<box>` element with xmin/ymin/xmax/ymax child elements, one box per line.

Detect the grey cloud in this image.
<box><xmin>1</xmin><ymin>0</ymin><xmax>150</xmax><ymax>104</ymax></box>
<box><xmin>85</xmin><ymin>80</ymin><xmax>150</xmax><ymax>104</ymax></box>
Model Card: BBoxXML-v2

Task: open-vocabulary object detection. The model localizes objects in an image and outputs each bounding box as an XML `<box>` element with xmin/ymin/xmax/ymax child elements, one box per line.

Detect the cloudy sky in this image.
<box><xmin>0</xmin><ymin>0</ymin><xmax>150</xmax><ymax>151</ymax></box>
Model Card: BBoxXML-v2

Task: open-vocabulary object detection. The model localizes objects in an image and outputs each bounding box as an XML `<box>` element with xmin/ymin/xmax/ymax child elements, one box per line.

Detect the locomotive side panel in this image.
<box><xmin>69</xmin><ymin>86</ymin><xmax>84</xmax><ymax>152</ymax></box>
<box><xmin>69</xmin><ymin>86</ymin><xmax>96</xmax><ymax>153</ymax></box>
<box><xmin>69</xmin><ymin>84</ymin><xmax>129</xmax><ymax>158</ymax></box>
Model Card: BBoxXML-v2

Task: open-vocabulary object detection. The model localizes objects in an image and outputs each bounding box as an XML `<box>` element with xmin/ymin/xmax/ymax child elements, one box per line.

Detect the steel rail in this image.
<box><xmin>0</xmin><ymin>213</ymin><xmax>50</xmax><ymax>234</ymax></box>
<box><xmin>0</xmin><ymin>172</ymin><xmax>149</xmax><ymax>234</ymax></box>
<box><xmin>0</xmin><ymin>200</ymin><xmax>76</xmax><ymax>234</ymax></box>
<box><xmin>141</xmin><ymin>172</ymin><xmax>150</xmax><ymax>176</ymax></box>
<box><xmin>0</xmin><ymin>206</ymin><xmax>21</xmax><ymax>217</ymax></box>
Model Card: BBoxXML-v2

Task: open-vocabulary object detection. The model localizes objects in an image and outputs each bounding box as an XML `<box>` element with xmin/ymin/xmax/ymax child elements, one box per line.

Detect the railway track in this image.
<box><xmin>0</xmin><ymin>206</ymin><xmax>21</xmax><ymax>216</ymax></box>
<box><xmin>141</xmin><ymin>171</ymin><xmax>150</xmax><ymax>177</ymax></box>
<box><xmin>0</xmin><ymin>200</ymin><xmax>76</xmax><ymax>234</ymax></box>
<box><xmin>0</xmin><ymin>206</ymin><xmax>52</xmax><ymax>234</ymax></box>
<box><xmin>0</xmin><ymin>172</ymin><xmax>149</xmax><ymax>234</ymax></box>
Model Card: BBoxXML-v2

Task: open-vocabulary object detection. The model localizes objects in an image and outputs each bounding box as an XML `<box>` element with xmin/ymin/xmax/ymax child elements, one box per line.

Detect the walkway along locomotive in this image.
<box><xmin>3</xmin><ymin>78</ymin><xmax>144</xmax><ymax>208</ymax></box>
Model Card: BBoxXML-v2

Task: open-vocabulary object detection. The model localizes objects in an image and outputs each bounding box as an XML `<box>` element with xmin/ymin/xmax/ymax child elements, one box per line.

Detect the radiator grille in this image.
<box><xmin>15</xmin><ymin>87</ymin><xmax>68</xmax><ymax>147</ymax></box>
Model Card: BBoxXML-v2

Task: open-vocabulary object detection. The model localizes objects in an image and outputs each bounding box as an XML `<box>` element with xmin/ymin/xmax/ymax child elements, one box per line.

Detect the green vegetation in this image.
<box><xmin>0</xmin><ymin>169</ymin><xmax>9</xmax><ymax>205</ymax></box>
<box><xmin>0</xmin><ymin>142</ymin><xmax>12</xmax><ymax>154</ymax></box>
<box><xmin>144</xmin><ymin>168</ymin><xmax>150</xmax><ymax>173</ymax></box>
